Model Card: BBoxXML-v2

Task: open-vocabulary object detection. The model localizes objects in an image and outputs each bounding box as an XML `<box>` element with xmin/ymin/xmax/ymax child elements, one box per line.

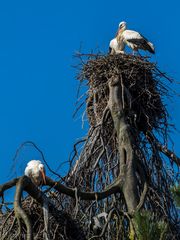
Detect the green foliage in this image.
<box><xmin>171</xmin><ymin>185</ymin><xmax>180</xmax><ymax>208</ymax></box>
<box><xmin>132</xmin><ymin>211</ymin><xmax>168</xmax><ymax>240</ymax></box>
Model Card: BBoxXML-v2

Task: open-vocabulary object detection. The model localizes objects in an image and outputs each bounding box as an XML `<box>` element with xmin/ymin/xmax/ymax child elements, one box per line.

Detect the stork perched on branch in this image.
<box><xmin>25</xmin><ymin>160</ymin><xmax>46</xmax><ymax>186</ymax></box>
<box><xmin>117</xmin><ymin>21</ymin><xmax>155</xmax><ymax>54</ymax></box>
<box><xmin>24</xmin><ymin>160</ymin><xmax>49</xmax><ymax>238</ymax></box>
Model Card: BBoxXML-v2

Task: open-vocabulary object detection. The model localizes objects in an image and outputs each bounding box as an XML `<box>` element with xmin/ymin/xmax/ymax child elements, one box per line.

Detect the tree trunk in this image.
<box><xmin>108</xmin><ymin>75</ymin><xmax>139</xmax><ymax>212</ymax></box>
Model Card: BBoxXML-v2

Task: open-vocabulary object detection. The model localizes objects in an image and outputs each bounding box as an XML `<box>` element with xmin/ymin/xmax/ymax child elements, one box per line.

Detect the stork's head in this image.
<box><xmin>38</xmin><ymin>163</ymin><xmax>46</xmax><ymax>185</ymax></box>
<box><xmin>119</xmin><ymin>21</ymin><xmax>127</xmax><ymax>31</ymax></box>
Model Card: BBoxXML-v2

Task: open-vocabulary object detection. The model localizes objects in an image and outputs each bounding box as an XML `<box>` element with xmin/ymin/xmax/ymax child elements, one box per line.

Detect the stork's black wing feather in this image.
<box><xmin>127</xmin><ymin>37</ymin><xmax>155</xmax><ymax>54</ymax></box>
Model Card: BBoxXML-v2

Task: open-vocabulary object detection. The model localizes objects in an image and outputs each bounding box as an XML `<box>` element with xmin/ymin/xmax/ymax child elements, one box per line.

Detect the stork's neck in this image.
<box><xmin>116</xmin><ymin>27</ymin><xmax>125</xmax><ymax>43</ymax></box>
<box><xmin>118</xmin><ymin>26</ymin><xmax>126</xmax><ymax>34</ymax></box>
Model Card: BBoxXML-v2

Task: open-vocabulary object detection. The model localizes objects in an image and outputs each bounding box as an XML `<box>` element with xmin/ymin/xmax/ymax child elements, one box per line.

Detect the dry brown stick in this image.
<box><xmin>0</xmin><ymin>210</ymin><xmax>14</xmax><ymax>237</ymax></box>
<box><xmin>53</xmin><ymin>224</ymin><xmax>59</xmax><ymax>240</ymax></box>
<box><xmin>146</xmin><ymin>132</ymin><xmax>180</xmax><ymax>166</ymax></box>
<box><xmin>1</xmin><ymin>216</ymin><xmax>17</xmax><ymax>240</ymax></box>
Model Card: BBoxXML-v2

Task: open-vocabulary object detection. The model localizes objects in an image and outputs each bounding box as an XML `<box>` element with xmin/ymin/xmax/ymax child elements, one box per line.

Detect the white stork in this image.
<box><xmin>24</xmin><ymin>160</ymin><xmax>46</xmax><ymax>186</ymax></box>
<box><xmin>117</xmin><ymin>21</ymin><xmax>155</xmax><ymax>54</ymax></box>
<box><xmin>109</xmin><ymin>37</ymin><xmax>125</xmax><ymax>54</ymax></box>
<box><xmin>25</xmin><ymin>160</ymin><xmax>49</xmax><ymax>238</ymax></box>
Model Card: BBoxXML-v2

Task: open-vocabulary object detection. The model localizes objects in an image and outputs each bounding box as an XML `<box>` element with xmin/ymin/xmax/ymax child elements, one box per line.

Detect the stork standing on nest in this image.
<box><xmin>25</xmin><ymin>160</ymin><xmax>46</xmax><ymax>186</ymax></box>
<box><xmin>109</xmin><ymin>36</ymin><xmax>125</xmax><ymax>54</ymax></box>
<box><xmin>117</xmin><ymin>21</ymin><xmax>155</xmax><ymax>54</ymax></box>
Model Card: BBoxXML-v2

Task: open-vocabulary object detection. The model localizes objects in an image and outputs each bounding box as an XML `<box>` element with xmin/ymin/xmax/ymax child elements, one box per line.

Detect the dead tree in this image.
<box><xmin>0</xmin><ymin>53</ymin><xmax>179</xmax><ymax>239</ymax></box>
<box><xmin>66</xmin><ymin>53</ymin><xmax>180</xmax><ymax>239</ymax></box>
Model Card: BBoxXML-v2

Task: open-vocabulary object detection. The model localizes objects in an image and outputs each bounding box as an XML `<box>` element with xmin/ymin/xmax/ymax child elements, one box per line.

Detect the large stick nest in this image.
<box><xmin>0</xmin><ymin>194</ymin><xmax>86</xmax><ymax>240</ymax></box>
<box><xmin>79</xmin><ymin>53</ymin><xmax>168</xmax><ymax>132</ymax></box>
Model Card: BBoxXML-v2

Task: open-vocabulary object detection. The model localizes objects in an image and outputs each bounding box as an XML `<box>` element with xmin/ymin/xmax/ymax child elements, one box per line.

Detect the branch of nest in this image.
<box><xmin>14</xmin><ymin>177</ymin><xmax>33</xmax><ymax>240</ymax></box>
<box><xmin>0</xmin><ymin>175</ymin><xmax>122</xmax><ymax>204</ymax></box>
<box><xmin>0</xmin><ymin>177</ymin><xmax>19</xmax><ymax>197</ymax></box>
<box><xmin>0</xmin><ymin>174</ymin><xmax>148</xmax><ymax>212</ymax></box>
<box><xmin>146</xmin><ymin>131</ymin><xmax>180</xmax><ymax>166</ymax></box>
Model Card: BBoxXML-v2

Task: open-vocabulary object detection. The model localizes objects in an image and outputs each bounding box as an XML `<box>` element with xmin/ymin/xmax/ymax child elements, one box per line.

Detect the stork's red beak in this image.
<box><xmin>40</xmin><ymin>169</ymin><xmax>46</xmax><ymax>185</ymax></box>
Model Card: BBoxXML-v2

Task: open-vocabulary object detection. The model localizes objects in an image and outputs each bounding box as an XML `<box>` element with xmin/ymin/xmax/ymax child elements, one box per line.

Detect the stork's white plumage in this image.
<box><xmin>24</xmin><ymin>160</ymin><xmax>46</xmax><ymax>186</ymax></box>
<box><xmin>109</xmin><ymin>37</ymin><xmax>125</xmax><ymax>54</ymax></box>
<box><xmin>117</xmin><ymin>21</ymin><xmax>155</xmax><ymax>54</ymax></box>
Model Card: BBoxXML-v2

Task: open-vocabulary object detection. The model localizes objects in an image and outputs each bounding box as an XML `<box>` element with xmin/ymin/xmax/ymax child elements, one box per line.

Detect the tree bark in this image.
<box><xmin>108</xmin><ymin>75</ymin><xmax>139</xmax><ymax>212</ymax></box>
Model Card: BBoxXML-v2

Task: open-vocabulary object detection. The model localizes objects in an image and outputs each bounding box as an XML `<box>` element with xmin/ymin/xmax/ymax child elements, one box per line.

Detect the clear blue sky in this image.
<box><xmin>0</xmin><ymin>0</ymin><xmax>179</xmax><ymax>187</ymax></box>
